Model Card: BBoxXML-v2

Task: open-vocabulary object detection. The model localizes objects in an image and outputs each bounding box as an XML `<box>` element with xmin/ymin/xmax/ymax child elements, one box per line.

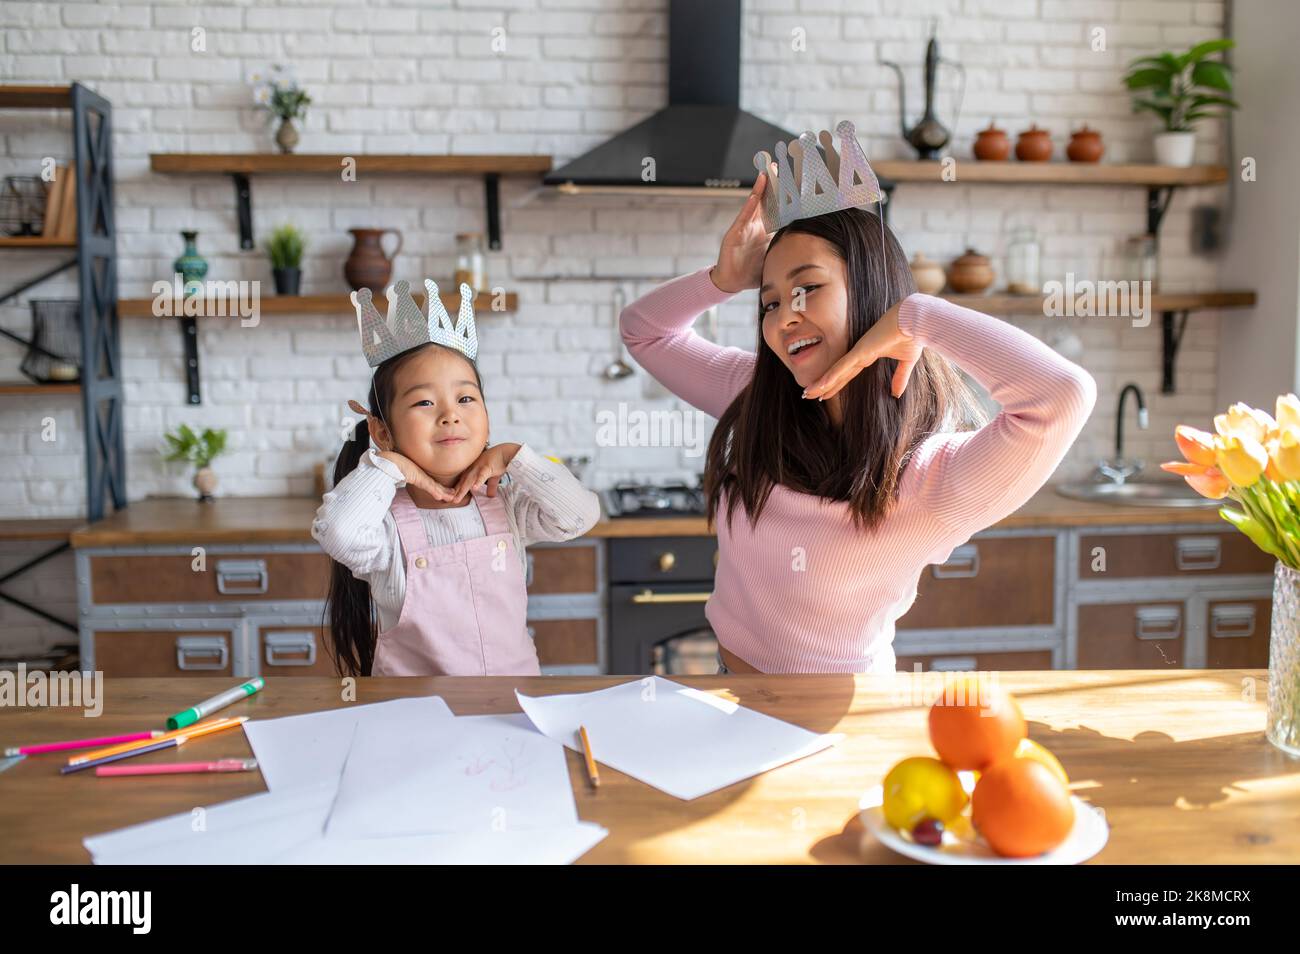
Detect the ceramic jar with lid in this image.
<box><xmin>909</xmin><ymin>252</ymin><xmax>947</xmax><ymax>295</ymax></box>
<box><xmin>972</xmin><ymin>122</ymin><xmax>1011</xmax><ymax>161</ymax></box>
<box><xmin>1067</xmin><ymin>125</ymin><xmax>1105</xmax><ymax>163</ymax></box>
<box><xmin>947</xmin><ymin>248</ymin><xmax>994</xmax><ymax>294</ymax></box>
<box><xmin>1015</xmin><ymin>124</ymin><xmax>1053</xmax><ymax>162</ymax></box>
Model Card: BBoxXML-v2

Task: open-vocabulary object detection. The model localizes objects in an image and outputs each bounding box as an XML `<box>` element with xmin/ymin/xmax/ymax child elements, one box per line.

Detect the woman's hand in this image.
<box><xmin>451</xmin><ymin>442</ymin><xmax>522</xmax><ymax>502</ymax></box>
<box><xmin>348</xmin><ymin>399</ymin><xmax>457</xmax><ymax>502</ymax></box>
<box><xmin>711</xmin><ymin>165</ymin><xmax>775</xmax><ymax>294</ymax></box>
<box><xmin>801</xmin><ymin>299</ymin><xmax>923</xmax><ymax>402</ymax></box>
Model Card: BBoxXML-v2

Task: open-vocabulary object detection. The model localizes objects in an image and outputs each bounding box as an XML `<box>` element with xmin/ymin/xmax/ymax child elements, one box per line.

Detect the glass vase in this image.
<box><xmin>1266</xmin><ymin>560</ymin><xmax>1300</xmax><ymax>758</ymax></box>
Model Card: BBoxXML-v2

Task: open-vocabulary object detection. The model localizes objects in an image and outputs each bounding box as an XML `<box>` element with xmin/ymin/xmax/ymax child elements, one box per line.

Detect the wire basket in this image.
<box><xmin>0</xmin><ymin>176</ymin><xmax>49</xmax><ymax>236</ymax></box>
<box><xmin>20</xmin><ymin>300</ymin><xmax>81</xmax><ymax>385</ymax></box>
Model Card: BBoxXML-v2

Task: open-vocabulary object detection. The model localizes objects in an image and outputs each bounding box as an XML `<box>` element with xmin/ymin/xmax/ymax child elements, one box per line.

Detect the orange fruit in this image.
<box><xmin>927</xmin><ymin>677</ymin><xmax>1027</xmax><ymax>771</ymax></box>
<box><xmin>971</xmin><ymin>757</ymin><xmax>1075</xmax><ymax>858</ymax></box>
<box><xmin>1014</xmin><ymin>737</ymin><xmax>1069</xmax><ymax>786</ymax></box>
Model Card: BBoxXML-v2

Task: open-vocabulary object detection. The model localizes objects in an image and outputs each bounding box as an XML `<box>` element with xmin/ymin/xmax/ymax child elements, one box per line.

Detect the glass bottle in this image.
<box><xmin>454</xmin><ymin>232</ymin><xmax>486</xmax><ymax>292</ymax></box>
<box><xmin>1005</xmin><ymin>227</ymin><xmax>1040</xmax><ymax>296</ymax></box>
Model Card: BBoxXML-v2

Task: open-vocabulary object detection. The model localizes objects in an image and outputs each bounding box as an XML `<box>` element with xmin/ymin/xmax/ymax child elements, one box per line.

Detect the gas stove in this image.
<box><xmin>601</xmin><ymin>480</ymin><xmax>707</xmax><ymax>517</ymax></box>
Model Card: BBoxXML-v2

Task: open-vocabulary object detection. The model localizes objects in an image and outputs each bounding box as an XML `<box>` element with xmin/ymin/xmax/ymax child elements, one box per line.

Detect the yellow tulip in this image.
<box><xmin>1215</xmin><ymin>433</ymin><xmax>1268</xmax><ymax>487</ymax></box>
<box><xmin>1272</xmin><ymin>426</ymin><xmax>1300</xmax><ymax>481</ymax></box>
<box><xmin>1277</xmin><ymin>393</ymin><xmax>1300</xmax><ymax>431</ymax></box>
<box><xmin>1160</xmin><ymin>460</ymin><xmax>1230</xmax><ymax>499</ymax></box>
<box><xmin>1174</xmin><ymin>425</ymin><xmax>1218</xmax><ymax>467</ymax></box>
<box><xmin>1214</xmin><ymin>402</ymin><xmax>1276</xmax><ymax>445</ymax></box>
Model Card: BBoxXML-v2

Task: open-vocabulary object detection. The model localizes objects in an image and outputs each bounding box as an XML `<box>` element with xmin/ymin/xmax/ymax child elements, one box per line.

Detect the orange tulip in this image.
<box><xmin>1215</xmin><ymin>433</ymin><xmax>1269</xmax><ymax>487</ymax></box>
<box><xmin>1160</xmin><ymin>460</ymin><xmax>1230</xmax><ymax>499</ymax></box>
<box><xmin>1215</xmin><ymin>402</ymin><xmax>1275</xmax><ymax>444</ymax></box>
<box><xmin>1173</xmin><ymin>425</ymin><xmax>1218</xmax><ymax>467</ymax></box>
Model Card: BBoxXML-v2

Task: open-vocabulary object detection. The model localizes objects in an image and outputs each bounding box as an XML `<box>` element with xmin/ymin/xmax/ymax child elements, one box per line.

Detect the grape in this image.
<box><xmin>911</xmin><ymin>818</ymin><xmax>944</xmax><ymax>846</ymax></box>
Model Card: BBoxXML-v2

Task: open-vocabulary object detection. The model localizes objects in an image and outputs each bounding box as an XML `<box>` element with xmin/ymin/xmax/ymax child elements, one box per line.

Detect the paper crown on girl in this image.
<box><xmin>751</xmin><ymin>119</ymin><xmax>886</xmax><ymax>233</ymax></box>
<box><xmin>351</xmin><ymin>279</ymin><xmax>478</xmax><ymax>367</ymax></box>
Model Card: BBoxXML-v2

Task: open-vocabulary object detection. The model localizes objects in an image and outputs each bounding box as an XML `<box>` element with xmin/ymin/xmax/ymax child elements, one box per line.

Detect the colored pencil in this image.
<box><xmin>68</xmin><ymin>716</ymin><xmax>242</xmax><ymax>765</ymax></box>
<box><xmin>578</xmin><ymin>724</ymin><xmax>600</xmax><ymax>788</ymax></box>
<box><xmin>61</xmin><ymin>718</ymin><xmax>247</xmax><ymax>775</ymax></box>
<box><xmin>5</xmin><ymin>731</ymin><xmax>163</xmax><ymax>757</ymax></box>
<box><xmin>95</xmin><ymin>758</ymin><xmax>258</xmax><ymax>777</ymax></box>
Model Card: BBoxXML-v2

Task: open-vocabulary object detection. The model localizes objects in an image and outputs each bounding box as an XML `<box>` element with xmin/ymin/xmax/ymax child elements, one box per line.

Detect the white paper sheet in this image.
<box><xmin>516</xmin><ymin>676</ymin><xmax>842</xmax><ymax>800</ymax></box>
<box><xmin>84</xmin><ymin>783</ymin><xmax>607</xmax><ymax>865</ymax></box>
<box><xmin>242</xmin><ymin>695</ymin><xmax>455</xmax><ymax>790</ymax></box>
<box><xmin>324</xmin><ymin>713</ymin><xmax>578</xmax><ymax>839</ymax></box>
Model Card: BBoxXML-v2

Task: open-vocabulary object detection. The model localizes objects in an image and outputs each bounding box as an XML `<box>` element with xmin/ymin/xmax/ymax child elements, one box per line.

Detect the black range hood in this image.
<box><xmin>543</xmin><ymin>0</ymin><xmax>797</xmax><ymax>194</ymax></box>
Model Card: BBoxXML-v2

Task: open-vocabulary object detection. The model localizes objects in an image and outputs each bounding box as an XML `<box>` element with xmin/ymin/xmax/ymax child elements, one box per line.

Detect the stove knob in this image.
<box><xmin>658</xmin><ymin>551</ymin><xmax>676</xmax><ymax>572</ymax></box>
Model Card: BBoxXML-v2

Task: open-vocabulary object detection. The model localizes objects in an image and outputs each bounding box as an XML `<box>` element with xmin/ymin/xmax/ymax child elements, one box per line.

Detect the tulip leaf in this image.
<box><xmin>1220</xmin><ymin>507</ymin><xmax>1286</xmax><ymax>560</ymax></box>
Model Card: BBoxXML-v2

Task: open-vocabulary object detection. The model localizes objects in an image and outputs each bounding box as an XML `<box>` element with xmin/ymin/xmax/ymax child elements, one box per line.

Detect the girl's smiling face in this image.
<box><xmin>381</xmin><ymin>345</ymin><xmax>488</xmax><ymax>484</ymax></box>
<box><xmin>759</xmin><ymin>232</ymin><xmax>851</xmax><ymax>389</ymax></box>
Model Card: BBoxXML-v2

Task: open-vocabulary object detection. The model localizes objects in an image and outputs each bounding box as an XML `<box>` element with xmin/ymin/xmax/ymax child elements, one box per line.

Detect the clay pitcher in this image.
<box><xmin>344</xmin><ymin>228</ymin><xmax>403</xmax><ymax>293</ymax></box>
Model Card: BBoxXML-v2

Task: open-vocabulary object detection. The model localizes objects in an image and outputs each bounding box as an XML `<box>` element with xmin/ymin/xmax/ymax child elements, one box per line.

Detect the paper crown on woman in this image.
<box><xmin>352</xmin><ymin>279</ymin><xmax>478</xmax><ymax>367</ymax></box>
<box><xmin>751</xmin><ymin>119</ymin><xmax>887</xmax><ymax>234</ymax></box>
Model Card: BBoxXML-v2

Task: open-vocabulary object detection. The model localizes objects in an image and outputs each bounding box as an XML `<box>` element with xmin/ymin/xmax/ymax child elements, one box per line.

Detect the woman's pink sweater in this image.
<box><xmin>620</xmin><ymin>264</ymin><xmax>1098</xmax><ymax>673</ymax></box>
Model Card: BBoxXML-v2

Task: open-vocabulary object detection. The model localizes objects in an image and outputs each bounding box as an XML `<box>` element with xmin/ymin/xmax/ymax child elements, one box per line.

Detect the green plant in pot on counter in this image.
<box><xmin>163</xmin><ymin>424</ymin><xmax>228</xmax><ymax>503</ymax></box>
<box><xmin>266</xmin><ymin>223</ymin><xmax>307</xmax><ymax>296</ymax></box>
<box><xmin>1123</xmin><ymin>39</ymin><xmax>1238</xmax><ymax>167</ymax></box>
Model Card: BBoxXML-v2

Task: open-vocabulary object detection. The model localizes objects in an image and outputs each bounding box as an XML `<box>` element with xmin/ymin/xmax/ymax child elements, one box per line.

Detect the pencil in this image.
<box><xmin>5</xmin><ymin>730</ymin><xmax>163</xmax><ymax>757</ymax></box>
<box><xmin>67</xmin><ymin>716</ymin><xmax>243</xmax><ymax>765</ymax></box>
<box><xmin>95</xmin><ymin>759</ymin><xmax>258</xmax><ymax>777</ymax></box>
<box><xmin>60</xmin><ymin>718</ymin><xmax>247</xmax><ymax>775</ymax></box>
<box><xmin>578</xmin><ymin>724</ymin><xmax>599</xmax><ymax>788</ymax></box>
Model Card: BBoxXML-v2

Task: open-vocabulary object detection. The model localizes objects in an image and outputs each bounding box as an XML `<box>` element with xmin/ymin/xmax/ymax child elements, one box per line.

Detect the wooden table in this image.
<box><xmin>0</xmin><ymin>671</ymin><xmax>1294</xmax><ymax>864</ymax></box>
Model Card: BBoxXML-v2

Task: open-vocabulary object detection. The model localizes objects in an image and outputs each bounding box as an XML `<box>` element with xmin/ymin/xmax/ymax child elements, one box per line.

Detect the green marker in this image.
<box><xmin>167</xmin><ymin>677</ymin><xmax>265</xmax><ymax>730</ymax></box>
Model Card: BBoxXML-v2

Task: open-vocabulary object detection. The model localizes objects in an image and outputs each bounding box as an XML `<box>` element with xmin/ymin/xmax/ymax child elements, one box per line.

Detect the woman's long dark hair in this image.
<box><xmin>704</xmin><ymin>206</ymin><xmax>989</xmax><ymax>534</ymax></box>
<box><xmin>321</xmin><ymin>342</ymin><xmax>484</xmax><ymax>677</ymax></box>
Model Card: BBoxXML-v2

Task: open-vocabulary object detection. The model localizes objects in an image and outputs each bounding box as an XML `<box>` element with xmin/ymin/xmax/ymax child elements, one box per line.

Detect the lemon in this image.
<box><xmin>882</xmin><ymin>756</ymin><xmax>969</xmax><ymax>831</ymax></box>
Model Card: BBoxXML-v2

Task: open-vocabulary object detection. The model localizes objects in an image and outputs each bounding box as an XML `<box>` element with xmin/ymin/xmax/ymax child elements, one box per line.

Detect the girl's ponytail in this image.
<box><xmin>322</xmin><ymin>415</ymin><xmax>378</xmax><ymax>677</ymax></box>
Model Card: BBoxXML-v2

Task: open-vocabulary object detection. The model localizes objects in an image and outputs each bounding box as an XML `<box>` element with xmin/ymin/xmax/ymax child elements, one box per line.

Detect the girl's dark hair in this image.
<box><xmin>703</xmin><ymin>206</ymin><xmax>989</xmax><ymax>534</ymax></box>
<box><xmin>321</xmin><ymin>342</ymin><xmax>484</xmax><ymax>677</ymax></box>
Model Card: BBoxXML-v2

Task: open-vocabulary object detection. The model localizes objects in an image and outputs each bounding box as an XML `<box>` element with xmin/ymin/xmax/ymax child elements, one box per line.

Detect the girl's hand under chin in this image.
<box><xmin>801</xmin><ymin>299</ymin><xmax>922</xmax><ymax>402</ymax></box>
<box><xmin>451</xmin><ymin>442</ymin><xmax>522</xmax><ymax>502</ymax></box>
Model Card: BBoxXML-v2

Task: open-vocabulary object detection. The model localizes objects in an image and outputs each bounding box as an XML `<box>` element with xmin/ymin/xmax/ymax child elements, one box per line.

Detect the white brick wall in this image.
<box><xmin>0</xmin><ymin>0</ymin><xmax>1234</xmax><ymax>650</ymax></box>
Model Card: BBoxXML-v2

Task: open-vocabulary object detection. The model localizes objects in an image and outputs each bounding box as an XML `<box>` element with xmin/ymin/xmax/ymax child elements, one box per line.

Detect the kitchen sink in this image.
<box><xmin>1054</xmin><ymin>478</ymin><xmax>1222</xmax><ymax>508</ymax></box>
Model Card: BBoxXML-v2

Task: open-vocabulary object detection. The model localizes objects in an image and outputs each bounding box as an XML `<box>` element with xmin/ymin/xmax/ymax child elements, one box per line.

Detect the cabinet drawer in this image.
<box><xmin>1205</xmin><ymin>597</ymin><xmax>1271</xmax><ymax>669</ymax></box>
<box><xmin>609</xmin><ymin>536</ymin><xmax>717</xmax><ymax>583</ymax></box>
<box><xmin>1077</xmin><ymin>601</ymin><xmax>1185</xmax><ymax>668</ymax></box>
<box><xmin>527</xmin><ymin>545</ymin><xmax>597</xmax><ymax>594</ymax></box>
<box><xmin>258</xmin><ymin>625</ymin><xmax>339</xmax><ymax>677</ymax></box>
<box><xmin>897</xmin><ymin>535</ymin><xmax>1055</xmax><ymax>630</ymax></box>
<box><xmin>90</xmin><ymin>552</ymin><xmax>330</xmax><ymax>605</ymax></box>
<box><xmin>895</xmin><ymin>649</ymin><xmax>1054</xmax><ymax>672</ymax></box>
<box><xmin>94</xmin><ymin>628</ymin><xmax>235</xmax><ymax>678</ymax></box>
<box><xmin>528</xmin><ymin>618</ymin><xmax>598</xmax><ymax>666</ymax></box>
<box><xmin>1077</xmin><ymin>531</ymin><xmax>1274</xmax><ymax>579</ymax></box>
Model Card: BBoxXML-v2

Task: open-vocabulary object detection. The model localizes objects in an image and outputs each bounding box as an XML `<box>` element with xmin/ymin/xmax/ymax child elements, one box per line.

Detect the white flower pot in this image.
<box><xmin>1153</xmin><ymin>131</ymin><xmax>1196</xmax><ymax>167</ymax></box>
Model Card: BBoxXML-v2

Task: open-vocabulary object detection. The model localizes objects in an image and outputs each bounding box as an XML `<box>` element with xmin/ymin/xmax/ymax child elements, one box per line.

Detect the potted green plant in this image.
<box><xmin>1123</xmin><ymin>39</ymin><xmax>1238</xmax><ymax>167</ymax></box>
<box><xmin>162</xmin><ymin>424</ymin><xmax>228</xmax><ymax>502</ymax></box>
<box><xmin>250</xmin><ymin>63</ymin><xmax>312</xmax><ymax>154</ymax></box>
<box><xmin>266</xmin><ymin>223</ymin><xmax>306</xmax><ymax>295</ymax></box>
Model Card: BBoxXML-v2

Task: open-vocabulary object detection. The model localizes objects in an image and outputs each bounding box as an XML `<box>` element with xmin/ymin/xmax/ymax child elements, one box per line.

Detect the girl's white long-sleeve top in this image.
<box><xmin>311</xmin><ymin>443</ymin><xmax>602</xmax><ymax>631</ymax></box>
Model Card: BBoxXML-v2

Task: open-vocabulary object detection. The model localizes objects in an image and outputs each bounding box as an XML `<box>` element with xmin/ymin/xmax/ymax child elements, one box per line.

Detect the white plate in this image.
<box><xmin>858</xmin><ymin>771</ymin><xmax>1109</xmax><ymax>865</ymax></box>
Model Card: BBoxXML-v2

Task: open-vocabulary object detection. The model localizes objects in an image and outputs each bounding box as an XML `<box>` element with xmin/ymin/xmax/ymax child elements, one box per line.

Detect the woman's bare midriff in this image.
<box><xmin>719</xmin><ymin>643</ymin><xmax>761</xmax><ymax>673</ymax></box>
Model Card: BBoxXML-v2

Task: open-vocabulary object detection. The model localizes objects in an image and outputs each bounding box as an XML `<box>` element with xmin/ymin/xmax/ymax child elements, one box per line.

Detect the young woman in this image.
<box><xmin>620</xmin><ymin>172</ymin><xmax>1097</xmax><ymax>674</ymax></box>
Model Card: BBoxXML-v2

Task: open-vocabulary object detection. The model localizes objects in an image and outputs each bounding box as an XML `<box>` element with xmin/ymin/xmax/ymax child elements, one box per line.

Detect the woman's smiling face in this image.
<box><xmin>759</xmin><ymin>232</ymin><xmax>851</xmax><ymax>389</ymax></box>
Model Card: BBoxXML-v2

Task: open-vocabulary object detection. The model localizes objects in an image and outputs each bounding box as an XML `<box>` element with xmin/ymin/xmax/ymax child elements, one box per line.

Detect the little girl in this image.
<box><xmin>314</xmin><ymin>280</ymin><xmax>600</xmax><ymax>677</ymax></box>
<box><xmin>621</xmin><ymin>122</ymin><xmax>1098</xmax><ymax>675</ymax></box>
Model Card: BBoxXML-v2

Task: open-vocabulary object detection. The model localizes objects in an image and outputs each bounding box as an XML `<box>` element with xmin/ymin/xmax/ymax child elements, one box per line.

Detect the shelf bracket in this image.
<box><xmin>1161</xmin><ymin>309</ymin><xmax>1189</xmax><ymax>394</ymax></box>
<box><xmin>232</xmin><ymin>173</ymin><xmax>254</xmax><ymax>250</ymax></box>
<box><xmin>181</xmin><ymin>316</ymin><xmax>201</xmax><ymax>404</ymax></box>
<box><xmin>1146</xmin><ymin>185</ymin><xmax>1176</xmax><ymax>238</ymax></box>
<box><xmin>484</xmin><ymin>173</ymin><xmax>501</xmax><ymax>250</ymax></box>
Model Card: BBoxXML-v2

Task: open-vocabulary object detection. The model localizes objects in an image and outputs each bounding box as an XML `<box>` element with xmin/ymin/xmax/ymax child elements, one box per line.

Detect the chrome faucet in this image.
<box><xmin>1096</xmin><ymin>382</ymin><xmax>1148</xmax><ymax>483</ymax></box>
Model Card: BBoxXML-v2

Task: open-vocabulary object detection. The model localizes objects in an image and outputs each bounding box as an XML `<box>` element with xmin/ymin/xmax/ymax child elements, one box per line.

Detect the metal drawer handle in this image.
<box><xmin>264</xmin><ymin>631</ymin><xmax>317</xmax><ymax>667</ymax></box>
<box><xmin>1210</xmin><ymin>604</ymin><xmax>1256</xmax><ymax>639</ymax></box>
<box><xmin>176</xmin><ymin>636</ymin><xmax>228</xmax><ymax>671</ymax></box>
<box><xmin>929</xmin><ymin>656</ymin><xmax>978</xmax><ymax>672</ymax></box>
<box><xmin>932</xmin><ymin>543</ymin><xmax>979</xmax><ymax>579</ymax></box>
<box><xmin>215</xmin><ymin>559</ymin><xmax>268</xmax><ymax>594</ymax></box>
<box><xmin>631</xmin><ymin>589</ymin><xmax>712</xmax><ymax>604</ymax></box>
<box><xmin>1135</xmin><ymin>605</ymin><xmax>1181</xmax><ymax>640</ymax></box>
<box><xmin>1175</xmin><ymin>536</ymin><xmax>1221</xmax><ymax>571</ymax></box>
<box><xmin>525</xmin><ymin>553</ymin><xmax>535</xmax><ymax>588</ymax></box>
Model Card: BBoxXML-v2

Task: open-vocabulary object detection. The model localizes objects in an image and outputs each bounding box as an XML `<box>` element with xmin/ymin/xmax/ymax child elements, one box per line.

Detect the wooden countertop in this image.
<box><xmin>68</xmin><ymin>482</ymin><xmax>1227</xmax><ymax>547</ymax></box>
<box><xmin>0</xmin><ymin>671</ymin><xmax>1290</xmax><ymax>864</ymax></box>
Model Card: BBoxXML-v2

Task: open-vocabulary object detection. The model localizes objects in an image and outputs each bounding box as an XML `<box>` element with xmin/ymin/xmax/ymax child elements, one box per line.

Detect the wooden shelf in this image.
<box><xmin>942</xmin><ymin>290</ymin><xmax>1255</xmax><ymax>315</ymax></box>
<box><xmin>0</xmin><ymin>236</ymin><xmax>76</xmax><ymax>249</ymax></box>
<box><xmin>117</xmin><ymin>290</ymin><xmax>517</xmax><ymax>318</ymax></box>
<box><xmin>873</xmin><ymin>161</ymin><xmax>1228</xmax><ymax>186</ymax></box>
<box><xmin>150</xmin><ymin>153</ymin><xmax>553</xmax><ymax>176</ymax></box>
<box><xmin>0</xmin><ymin>381</ymin><xmax>80</xmax><ymax>395</ymax></box>
<box><xmin>0</xmin><ymin>85</ymin><xmax>73</xmax><ymax>109</ymax></box>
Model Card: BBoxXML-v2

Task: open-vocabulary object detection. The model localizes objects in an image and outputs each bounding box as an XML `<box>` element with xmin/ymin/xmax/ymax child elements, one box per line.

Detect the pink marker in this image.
<box><xmin>5</xmin><ymin>731</ymin><xmax>163</xmax><ymax>757</ymax></box>
<box><xmin>94</xmin><ymin>759</ymin><xmax>259</xmax><ymax>777</ymax></box>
